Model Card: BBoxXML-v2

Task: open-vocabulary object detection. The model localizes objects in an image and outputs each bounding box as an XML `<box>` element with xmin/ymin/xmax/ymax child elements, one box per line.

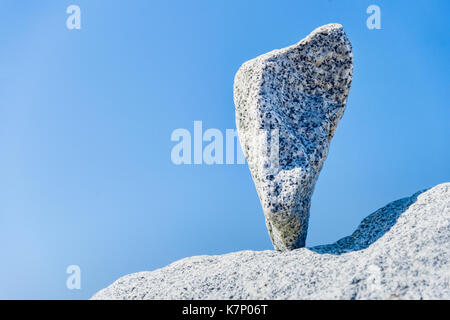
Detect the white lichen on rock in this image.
<box><xmin>234</xmin><ymin>23</ymin><xmax>353</xmax><ymax>250</ymax></box>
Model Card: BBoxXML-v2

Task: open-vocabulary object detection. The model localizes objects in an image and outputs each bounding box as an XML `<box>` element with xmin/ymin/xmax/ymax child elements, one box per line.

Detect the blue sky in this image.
<box><xmin>0</xmin><ymin>0</ymin><xmax>448</xmax><ymax>299</ymax></box>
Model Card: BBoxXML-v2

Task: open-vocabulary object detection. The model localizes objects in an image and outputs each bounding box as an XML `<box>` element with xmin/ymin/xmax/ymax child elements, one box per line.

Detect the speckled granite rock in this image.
<box><xmin>234</xmin><ymin>23</ymin><xmax>353</xmax><ymax>251</ymax></box>
<box><xmin>92</xmin><ymin>183</ymin><xmax>449</xmax><ymax>300</ymax></box>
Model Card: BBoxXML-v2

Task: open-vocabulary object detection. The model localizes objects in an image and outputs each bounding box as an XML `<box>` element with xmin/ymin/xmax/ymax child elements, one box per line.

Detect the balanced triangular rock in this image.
<box><xmin>234</xmin><ymin>23</ymin><xmax>353</xmax><ymax>250</ymax></box>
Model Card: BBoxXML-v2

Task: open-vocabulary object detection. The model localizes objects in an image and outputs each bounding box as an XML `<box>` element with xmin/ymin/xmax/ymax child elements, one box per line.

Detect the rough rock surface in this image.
<box><xmin>92</xmin><ymin>183</ymin><xmax>449</xmax><ymax>300</ymax></box>
<box><xmin>234</xmin><ymin>23</ymin><xmax>353</xmax><ymax>250</ymax></box>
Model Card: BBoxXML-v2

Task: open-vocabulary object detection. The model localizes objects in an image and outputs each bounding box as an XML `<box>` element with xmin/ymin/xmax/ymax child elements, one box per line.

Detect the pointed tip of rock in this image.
<box><xmin>304</xmin><ymin>23</ymin><xmax>346</xmax><ymax>40</ymax></box>
<box><xmin>313</xmin><ymin>23</ymin><xmax>345</xmax><ymax>32</ymax></box>
<box><xmin>292</xmin><ymin>23</ymin><xmax>349</xmax><ymax>51</ymax></box>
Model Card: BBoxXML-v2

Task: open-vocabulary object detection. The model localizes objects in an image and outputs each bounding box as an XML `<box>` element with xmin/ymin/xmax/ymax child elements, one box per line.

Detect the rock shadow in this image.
<box><xmin>309</xmin><ymin>189</ymin><xmax>427</xmax><ymax>255</ymax></box>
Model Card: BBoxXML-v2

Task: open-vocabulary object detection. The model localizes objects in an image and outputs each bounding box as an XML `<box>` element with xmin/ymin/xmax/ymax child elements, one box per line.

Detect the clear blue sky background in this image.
<box><xmin>0</xmin><ymin>0</ymin><xmax>448</xmax><ymax>299</ymax></box>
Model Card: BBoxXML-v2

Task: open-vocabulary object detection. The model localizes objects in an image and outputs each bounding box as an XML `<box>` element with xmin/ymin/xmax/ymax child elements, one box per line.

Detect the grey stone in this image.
<box><xmin>234</xmin><ymin>23</ymin><xmax>353</xmax><ymax>250</ymax></box>
<box><xmin>92</xmin><ymin>183</ymin><xmax>450</xmax><ymax>300</ymax></box>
